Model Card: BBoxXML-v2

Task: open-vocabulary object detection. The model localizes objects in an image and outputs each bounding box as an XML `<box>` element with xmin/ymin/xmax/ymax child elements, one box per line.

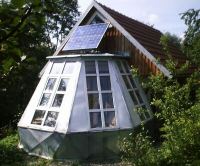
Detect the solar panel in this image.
<box><xmin>62</xmin><ymin>23</ymin><xmax>109</xmax><ymax>51</ymax></box>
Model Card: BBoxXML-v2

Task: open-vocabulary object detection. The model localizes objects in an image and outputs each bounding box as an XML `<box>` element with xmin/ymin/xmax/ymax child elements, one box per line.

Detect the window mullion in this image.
<box><xmin>47</xmin><ymin>76</ymin><xmax>60</xmax><ymax>109</ymax></box>
<box><xmin>96</xmin><ymin>60</ymin><xmax>105</xmax><ymax>128</ymax></box>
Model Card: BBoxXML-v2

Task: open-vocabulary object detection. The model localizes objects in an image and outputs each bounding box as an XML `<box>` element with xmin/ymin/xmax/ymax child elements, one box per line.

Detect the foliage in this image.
<box><xmin>121</xmin><ymin>8</ymin><xmax>200</xmax><ymax>165</ymax></box>
<box><xmin>160</xmin><ymin>32</ymin><xmax>182</xmax><ymax>53</ymax></box>
<box><xmin>120</xmin><ymin>125</ymin><xmax>159</xmax><ymax>166</ymax></box>
<box><xmin>160</xmin><ymin>33</ymin><xmax>189</xmax><ymax>78</ymax></box>
<box><xmin>0</xmin><ymin>133</ymin><xmax>24</xmax><ymax>164</ymax></box>
<box><xmin>181</xmin><ymin>9</ymin><xmax>200</xmax><ymax>65</ymax></box>
<box><xmin>0</xmin><ymin>0</ymin><xmax>79</xmax><ymax>127</ymax></box>
<box><xmin>121</xmin><ymin>70</ymin><xmax>200</xmax><ymax>165</ymax></box>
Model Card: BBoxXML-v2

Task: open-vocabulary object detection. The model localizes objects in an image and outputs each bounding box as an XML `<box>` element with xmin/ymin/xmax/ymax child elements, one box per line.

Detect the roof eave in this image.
<box><xmin>93</xmin><ymin>1</ymin><xmax>172</xmax><ymax>78</ymax></box>
<box><xmin>40</xmin><ymin>0</ymin><xmax>172</xmax><ymax>78</ymax></box>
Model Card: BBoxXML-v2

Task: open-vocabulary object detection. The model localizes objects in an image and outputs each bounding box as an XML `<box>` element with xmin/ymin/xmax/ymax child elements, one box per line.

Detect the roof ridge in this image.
<box><xmin>97</xmin><ymin>2</ymin><xmax>162</xmax><ymax>34</ymax></box>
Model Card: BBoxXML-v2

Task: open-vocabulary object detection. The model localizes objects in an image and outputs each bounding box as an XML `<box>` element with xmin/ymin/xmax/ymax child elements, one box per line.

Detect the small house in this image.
<box><xmin>18</xmin><ymin>1</ymin><xmax>187</xmax><ymax>160</ymax></box>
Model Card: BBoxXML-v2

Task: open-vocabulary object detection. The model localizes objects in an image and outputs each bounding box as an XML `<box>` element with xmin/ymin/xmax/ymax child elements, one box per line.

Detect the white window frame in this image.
<box><xmin>117</xmin><ymin>60</ymin><xmax>151</xmax><ymax>121</ymax></box>
<box><xmin>84</xmin><ymin>60</ymin><xmax>118</xmax><ymax>130</ymax></box>
<box><xmin>30</xmin><ymin>61</ymin><xmax>75</xmax><ymax>130</ymax></box>
<box><xmin>86</xmin><ymin>11</ymin><xmax>107</xmax><ymax>25</ymax></box>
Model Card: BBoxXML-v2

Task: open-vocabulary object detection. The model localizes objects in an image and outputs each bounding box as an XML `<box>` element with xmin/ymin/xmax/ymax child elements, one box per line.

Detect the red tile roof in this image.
<box><xmin>99</xmin><ymin>3</ymin><xmax>187</xmax><ymax>63</ymax></box>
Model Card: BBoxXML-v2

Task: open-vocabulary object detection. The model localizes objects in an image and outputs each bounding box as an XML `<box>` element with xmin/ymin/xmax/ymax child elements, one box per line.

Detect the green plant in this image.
<box><xmin>0</xmin><ymin>133</ymin><xmax>24</xmax><ymax>164</ymax></box>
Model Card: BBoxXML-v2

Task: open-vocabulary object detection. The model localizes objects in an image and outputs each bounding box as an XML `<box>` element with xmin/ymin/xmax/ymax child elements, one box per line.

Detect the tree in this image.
<box><xmin>181</xmin><ymin>9</ymin><xmax>200</xmax><ymax>65</ymax></box>
<box><xmin>120</xmin><ymin>8</ymin><xmax>200</xmax><ymax>165</ymax></box>
<box><xmin>161</xmin><ymin>32</ymin><xmax>182</xmax><ymax>51</ymax></box>
<box><xmin>0</xmin><ymin>0</ymin><xmax>79</xmax><ymax>127</ymax></box>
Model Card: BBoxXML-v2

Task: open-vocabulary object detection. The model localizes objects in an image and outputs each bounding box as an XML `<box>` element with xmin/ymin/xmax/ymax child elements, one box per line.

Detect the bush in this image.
<box><xmin>120</xmin><ymin>71</ymin><xmax>200</xmax><ymax>165</ymax></box>
<box><xmin>0</xmin><ymin>133</ymin><xmax>24</xmax><ymax>164</ymax></box>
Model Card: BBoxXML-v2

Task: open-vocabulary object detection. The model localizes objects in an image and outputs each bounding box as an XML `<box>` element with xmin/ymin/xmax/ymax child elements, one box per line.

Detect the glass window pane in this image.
<box><xmin>98</xmin><ymin>61</ymin><xmax>109</xmax><ymax>74</ymax></box>
<box><xmin>122</xmin><ymin>61</ymin><xmax>130</xmax><ymax>73</ymax></box>
<box><xmin>142</xmin><ymin>105</ymin><xmax>150</xmax><ymax>119</ymax></box>
<box><xmin>116</xmin><ymin>61</ymin><xmax>124</xmax><ymax>73</ymax></box>
<box><xmin>58</xmin><ymin>78</ymin><xmax>69</xmax><ymax>91</ymax></box>
<box><xmin>43</xmin><ymin>111</ymin><xmax>58</xmax><ymax>127</ymax></box>
<box><xmin>62</xmin><ymin>62</ymin><xmax>75</xmax><ymax>74</ymax></box>
<box><xmin>39</xmin><ymin>93</ymin><xmax>51</xmax><ymax>106</ymax></box>
<box><xmin>50</xmin><ymin>62</ymin><xmax>63</xmax><ymax>74</ymax></box>
<box><xmin>139</xmin><ymin>113</ymin><xmax>145</xmax><ymax>121</ymax></box>
<box><xmin>85</xmin><ymin>61</ymin><xmax>96</xmax><ymax>74</ymax></box>
<box><xmin>86</xmin><ymin>76</ymin><xmax>98</xmax><ymax>91</ymax></box>
<box><xmin>45</xmin><ymin>78</ymin><xmax>56</xmax><ymax>91</ymax></box>
<box><xmin>122</xmin><ymin>75</ymin><xmax>131</xmax><ymax>89</ymax></box>
<box><xmin>52</xmin><ymin>94</ymin><xmax>64</xmax><ymax>107</ymax></box>
<box><xmin>90</xmin><ymin>15</ymin><xmax>104</xmax><ymax>24</ymax></box>
<box><xmin>31</xmin><ymin>110</ymin><xmax>45</xmax><ymax>125</ymax></box>
<box><xmin>144</xmin><ymin>111</ymin><xmax>150</xmax><ymax>119</ymax></box>
<box><xmin>128</xmin><ymin>76</ymin><xmax>136</xmax><ymax>88</ymax></box>
<box><xmin>135</xmin><ymin>90</ymin><xmax>143</xmax><ymax>103</ymax></box>
<box><xmin>104</xmin><ymin>111</ymin><xmax>116</xmax><ymax>127</ymax></box>
<box><xmin>102</xmin><ymin>93</ymin><xmax>114</xmax><ymax>109</ymax></box>
<box><xmin>100</xmin><ymin>76</ymin><xmax>111</xmax><ymax>91</ymax></box>
<box><xmin>88</xmin><ymin>93</ymin><xmax>100</xmax><ymax>109</ymax></box>
<box><xmin>90</xmin><ymin>112</ymin><xmax>102</xmax><ymax>128</ymax></box>
<box><xmin>129</xmin><ymin>91</ymin><xmax>138</xmax><ymax>105</ymax></box>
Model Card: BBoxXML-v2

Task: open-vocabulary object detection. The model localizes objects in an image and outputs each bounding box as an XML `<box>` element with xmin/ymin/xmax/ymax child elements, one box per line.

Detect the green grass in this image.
<box><xmin>0</xmin><ymin>133</ymin><xmax>125</xmax><ymax>166</ymax></box>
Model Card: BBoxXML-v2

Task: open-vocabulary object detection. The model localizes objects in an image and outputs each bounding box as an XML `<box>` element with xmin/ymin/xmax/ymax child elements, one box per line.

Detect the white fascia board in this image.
<box><xmin>93</xmin><ymin>1</ymin><xmax>172</xmax><ymax>78</ymax></box>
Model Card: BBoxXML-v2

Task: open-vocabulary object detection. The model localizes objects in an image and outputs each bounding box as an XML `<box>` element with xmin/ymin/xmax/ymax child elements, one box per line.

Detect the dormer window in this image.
<box><xmin>87</xmin><ymin>11</ymin><xmax>106</xmax><ymax>25</ymax></box>
<box><xmin>90</xmin><ymin>15</ymin><xmax>104</xmax><ymax>24</ymax></box>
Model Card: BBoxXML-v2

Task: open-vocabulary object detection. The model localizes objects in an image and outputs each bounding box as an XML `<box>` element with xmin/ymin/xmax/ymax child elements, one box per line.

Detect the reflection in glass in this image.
<box><xmin>86</xmin><ymin>76</ymin><xmax>98</xmax><ymax>91</ymax></box>
<box><xmin>100</xmin><ymin>76</ymin><xmax>111</xmax><ymax>91</ymax></box>
<box><xmin>31</xmin><ymin>110</ymin><xmax>45</xmax><ymax>125</ymax></box>
<box><xmin>102</xmin><ymin>93</ymin><xmax>114</xmax><ymax>109</ymax></box>
<box><xmin>39</xmin><ymin>93</ymin><xmax>51</xmax><ymax>106</ymax></box>
<box><xmin>91</xmin><ymin>15</ymin><xmax>104</xmax><ymax>24</ymax></box>
<box><xmin>122</xmin><ymin>61</ymin><xmax>130</xmax><ymax>73</ymax></box>
<box><xmin>50</xmin><ymin>62</ymin><xmax>63</xmax><ymax>74</ymax></box>
<box><xmin>85</xmin><ymin>61</ymin><xmax>96</xmax><ymax>74</ymax></box>
<box><xmin>44</xmin><ymin>111</ymin><xmax>58</xmax><ymax>127</ymax></box>
<box><xmin>98</xmin><ymin>61</ymin><xmax>109</xmax><ymax>73</ymax></box>
<box><xmin>116</xmin><ymin>61</ymin><xmax>124</xmax><ymax>73</ymax></box>
<box><xmin>122</xmin><ymin>75</ymin><xmax>131</xmax><ymax>89</ymax></box>
<box><xmin>144</xmin><ymin>111</ymin><xmax>150</xmax><ymax>119</ymax></box>
<box><xmin>62</xmin><ymin>62</ymin><xmax>75</xmax><ymax>74</ymax></box>
<box><xmin>128</xmin><ymin>76</ymin><xmax>136</xmax><ymax>88</ymax></box>
<box><xmin>142</xmin><ymin>105</ymin><xmax>150</xmax><ymax>119</ymax></box>
<box><xmin>90</xmin><ymin>112</ymin><xmax>102</xmax><ymax>128</ymax></box>
<box><xmin>52</xmin><ymin>94</ymin><xmax>64</xmax><ymax>107</ymax></box>
<box><xmin>104</xmin><ymin>111</ymin><xmax>116</xmax><ymax>127</ymax></box>
<box><xmin>135</xmin><ymin>90</ymin><xmax>143</xmax><ymax>103</ymax></box>
<box><xmin>45</xmin><ymin>78</ymin><xmax>56</xmax><ymax>91</ymax></box>
<box><xmin>88</xmin><ymin>93</ymin><xmax>100</xmax><ymax>109</ymax></box>
<box><xmin>129</xmin><ymin>91</ymin><xmax>138</xmax><ymax>105</ymax></box>
<box><xmin>139</xmin><ymin>112</ymin><xmax>145</xmax><ymax>121</ymax></box>
<box><xmin>58</xmin><ymin>79</ymin><xmax>68</xmax><ymax>91</ymax></box>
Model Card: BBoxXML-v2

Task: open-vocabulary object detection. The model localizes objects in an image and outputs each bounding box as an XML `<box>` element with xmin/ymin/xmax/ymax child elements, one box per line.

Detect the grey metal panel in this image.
<box><xmin>68</xmin><ymin>62</ymin><xmax>90</xmax><ymax>132</ymax></box>
<box><xmin>55</xmin><ymin>133</ymin><xmax>89</xmax><ymax>159</ymax></box>
<box><xmin>30</xmin><ymin>132</ymin><xmax>65</xmax><ymax>159</ymax></box>
<box><xmin>18</xmin><ymin>128</ymin><xmax>52</xmax><ymax>152</ymax></box>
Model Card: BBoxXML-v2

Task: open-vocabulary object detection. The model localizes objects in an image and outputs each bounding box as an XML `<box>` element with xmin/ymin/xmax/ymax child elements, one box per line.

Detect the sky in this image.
<box><xmin>77</xmin><ymin>0</ymin><xmax>200</xmax><ymax>39</ymax></box>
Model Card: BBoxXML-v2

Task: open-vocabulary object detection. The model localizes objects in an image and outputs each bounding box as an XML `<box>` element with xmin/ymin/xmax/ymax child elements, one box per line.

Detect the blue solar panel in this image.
<box><xmin>63</xmin><ymin>23</ymin><xmax>109</xmax><ymax>51</ymax></box>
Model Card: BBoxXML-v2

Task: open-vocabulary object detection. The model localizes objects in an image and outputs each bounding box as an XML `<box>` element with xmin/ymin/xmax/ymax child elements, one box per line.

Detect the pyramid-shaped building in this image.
<box><xmin>16</xmin><ymin>1</ymin><xmax>175</xmax><ymax>159</ymax></box>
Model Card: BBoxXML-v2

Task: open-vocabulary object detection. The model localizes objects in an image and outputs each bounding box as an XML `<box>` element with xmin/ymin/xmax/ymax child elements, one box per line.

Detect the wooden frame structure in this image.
<box><xmin>40</xmin><ymin>0</ymin><xmax>190</xmax><ymax>78</ymax></box>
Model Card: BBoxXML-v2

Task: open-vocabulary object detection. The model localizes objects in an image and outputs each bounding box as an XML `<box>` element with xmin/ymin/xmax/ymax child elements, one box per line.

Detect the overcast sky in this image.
<box><xmin>78</xmin><ymin>0</ymin><xmax>200</xmax><ymax>38</ymax></box>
